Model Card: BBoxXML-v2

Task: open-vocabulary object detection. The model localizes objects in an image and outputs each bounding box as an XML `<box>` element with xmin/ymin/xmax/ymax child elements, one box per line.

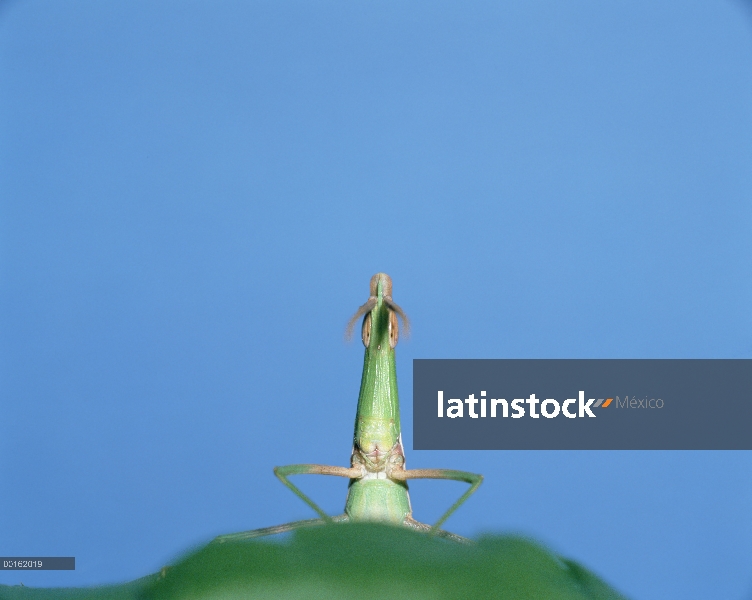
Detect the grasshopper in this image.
<box><xmin>215</xmin><ymin>273</ymin><xmax>482</xmax><ymax>543</ymax></box>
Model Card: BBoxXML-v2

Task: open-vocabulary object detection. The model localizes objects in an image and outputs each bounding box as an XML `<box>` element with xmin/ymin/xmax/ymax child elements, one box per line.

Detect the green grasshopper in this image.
<box><xmin>215</xmin><ymin>273</ymin><xmax>482</xmax><ymax>543</ymax></box>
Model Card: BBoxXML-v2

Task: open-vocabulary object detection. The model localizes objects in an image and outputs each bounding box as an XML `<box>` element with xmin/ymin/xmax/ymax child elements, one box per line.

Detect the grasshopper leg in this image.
<box><xmin>392</xmin><ymin>468</ymin><xmax>483</xmax><ymax>533</ymax></box>
<box><xmin>213</xmin><ymin>514</ymin><xmax>349</xmax><ymax>543</ymax></box>
<box><xmin>274</xmin><ymin>464</ymin><xmax>363</xmax><ymax>522</ymax></box>
<box><xmin>402</xmin><ymin>516</ymin><xmax>472</xmax><ymax>544</ymax></box>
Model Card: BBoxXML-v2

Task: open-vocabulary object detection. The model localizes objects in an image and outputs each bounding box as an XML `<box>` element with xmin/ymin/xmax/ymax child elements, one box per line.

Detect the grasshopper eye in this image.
<box><xmin>388</xmin><ymin>310</ymin><xmax>399</xmax><ymax>348</ymax></box>
<box><xmin>361</xmin><ymin>313</ymin><xmax>372</xmax><ymax>347</ymax></box>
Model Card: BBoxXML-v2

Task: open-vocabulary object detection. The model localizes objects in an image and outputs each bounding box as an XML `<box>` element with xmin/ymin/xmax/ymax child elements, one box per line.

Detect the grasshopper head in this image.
<box><xmin>346</xmin><ymin>273</ymin><xmax>409</xmax><ymax>350</ymax></box>
<box><xmin>347</xmin><ymin>274</ymin><xmax>409</xmax><ymax>471</ymax></box>
<box><xmin>369</xmin><ymin>272</ymin><xmax>393</xmax><ymax>299</ymax></box>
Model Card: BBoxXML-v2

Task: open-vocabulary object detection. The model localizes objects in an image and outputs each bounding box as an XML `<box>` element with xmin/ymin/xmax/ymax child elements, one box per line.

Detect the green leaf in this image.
<box><xmin>0</xmin><ymin>524</ymin><xmax>628</xmax><ymax>600</ymax></box>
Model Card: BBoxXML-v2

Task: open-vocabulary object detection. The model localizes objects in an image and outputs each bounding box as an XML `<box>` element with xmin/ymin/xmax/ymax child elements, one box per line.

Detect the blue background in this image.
<box><xmin>1</xmin><ymin>2</ymin><xmax>751</xmax><ymax>599</ymax></box>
